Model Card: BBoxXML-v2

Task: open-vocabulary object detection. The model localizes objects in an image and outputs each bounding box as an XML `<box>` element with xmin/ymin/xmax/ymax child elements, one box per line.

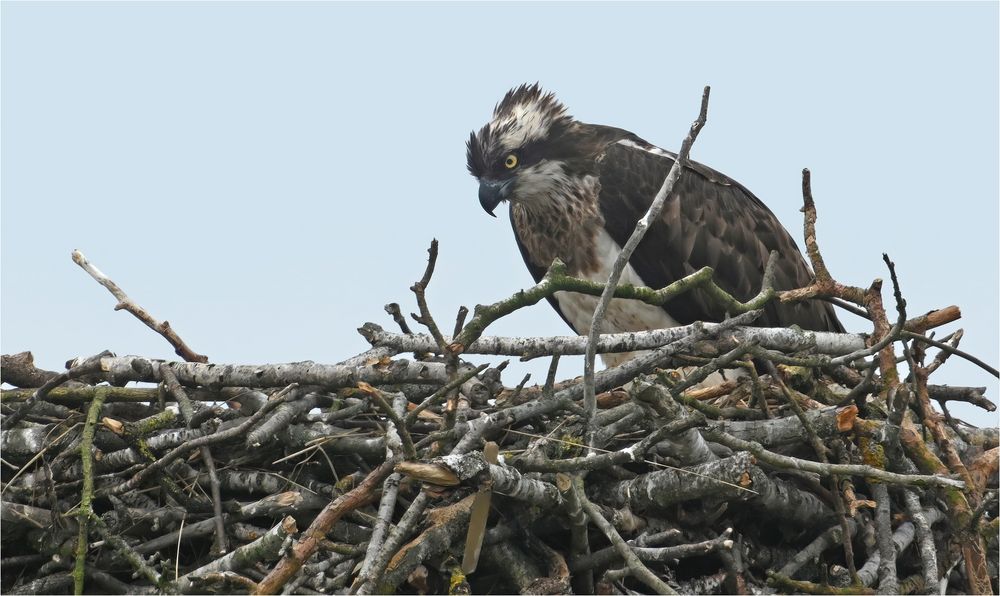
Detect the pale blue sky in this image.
<box><xmin>2</xmin><ymin>2</ymin><xmax>997</xmax><ymax>426</ymax></box>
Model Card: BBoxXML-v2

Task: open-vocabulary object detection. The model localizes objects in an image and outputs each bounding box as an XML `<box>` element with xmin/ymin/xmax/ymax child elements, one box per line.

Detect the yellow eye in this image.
<box><xmin>504</xmin><ymin>154</ymin><xmax>519</xmax><ymax>169</ymax></box>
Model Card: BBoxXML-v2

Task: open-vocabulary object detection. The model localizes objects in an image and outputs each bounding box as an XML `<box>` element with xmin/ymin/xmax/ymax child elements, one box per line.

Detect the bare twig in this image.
<box><xmin>384</xmin><ymin>303</ymin><xmax>414</xmax><ymax>335</ymax></box>
<box><xmin>2</xmin><ymin>350</ymin><xmax>111</xmax><ymax>430</ymax></box>
<box><xmin>904</xmin><ymin>330</ymin><xmax>999</xmax><ymax>378</ymax></box>
<box><xmin>158</xmin><ymin>365</ymin><xmax>228</xmax><ymax>556</ymax></box>
<box><xmin>108</xmin><ymin>384</ymin><xmax>298</xmax><ymax>495</ymax></box>
<box><xmin>583</xmin><ymin>86</ymin><xmax>712</xmax><ymax>449</ymax></box>
<box><xmin>704</xmin><ymin>429</ymin><xmax>964</xmax><ymax>489</ymax></box>
<box><xmin>356</xmin><ymin>383</ymin><xmax>416</xmax><ymax>460</ymax></box>
<box><xmin>254</xmin><ymin>459</ymin><xmax>396</xmax><ymax>595</ymax></box>
<box><xmin>871</xmin><ymin>483</ymin><xmax>898</xmax><ymax>594</ymax></box>
<box><xmin>572</xmin><ymin>475</ymin><xmax>678</xmax><ymax>595</ymax></box>
<box><xmin>409</xmin><ymin>240</ymin><xmax>447</xmax><ymax>351</ymax></box>
<box><xmin>71</xmin><ymin>250</ymin><xmax>208</xmax><ymax>363</ymax></box>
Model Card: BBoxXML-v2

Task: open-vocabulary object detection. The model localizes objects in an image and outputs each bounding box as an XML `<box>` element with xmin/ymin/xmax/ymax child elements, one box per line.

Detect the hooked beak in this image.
<box><xmin>478</xmin><ymin>178</ymin><xmax>515</xmax><ymax>217</ymax></box>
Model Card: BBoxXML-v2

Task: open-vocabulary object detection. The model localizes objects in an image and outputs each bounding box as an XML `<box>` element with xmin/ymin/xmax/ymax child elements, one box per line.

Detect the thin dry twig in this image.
<box><xmin>71</xmin><ymin>249</ymin><xmax>208</xmax><ymax>363</ymax></box>
<box><xmin>582</xmin><ymin>86</ymin><xmax>712</xmax><ymax>448</ymax></box>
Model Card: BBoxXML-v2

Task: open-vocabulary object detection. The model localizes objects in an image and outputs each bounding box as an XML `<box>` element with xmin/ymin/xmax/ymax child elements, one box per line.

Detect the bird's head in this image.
<box><xmin>466</xmin><ymin>83</ymin><xmax>579</xmax><ymax>217</ymax></box>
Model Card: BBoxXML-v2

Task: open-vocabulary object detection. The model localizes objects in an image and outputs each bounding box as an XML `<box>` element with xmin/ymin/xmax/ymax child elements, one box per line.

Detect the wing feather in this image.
<box><xmin>597</xmin><ymin>139</ymin><xmax>843</xmax><ymax>332</ymax></box>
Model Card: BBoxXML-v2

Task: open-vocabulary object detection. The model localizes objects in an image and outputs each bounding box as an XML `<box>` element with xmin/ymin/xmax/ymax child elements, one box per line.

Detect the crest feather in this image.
<box><xmin>467</xmin><ymin>83</ymin><xmax>574</xmax><ymax>177</ymax></box>
<box><xmin>493</xmin><ymin>83</ymin><xmax>568</xmax><ymax>122</ymax></box>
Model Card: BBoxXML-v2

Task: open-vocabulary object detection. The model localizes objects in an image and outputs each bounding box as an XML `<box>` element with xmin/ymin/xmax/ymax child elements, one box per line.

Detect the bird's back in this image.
<box><xmin>594</xmin><ymin>136</ymin><xmax>843</xmax><ymax>333</ymax></box>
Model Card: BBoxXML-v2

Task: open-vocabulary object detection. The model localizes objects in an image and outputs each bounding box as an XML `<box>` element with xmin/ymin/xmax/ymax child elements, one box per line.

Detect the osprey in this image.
<box><xmin>467</xmin><ymin>84</ymin><xmax>842</xmax><ymax>364</ymax></box>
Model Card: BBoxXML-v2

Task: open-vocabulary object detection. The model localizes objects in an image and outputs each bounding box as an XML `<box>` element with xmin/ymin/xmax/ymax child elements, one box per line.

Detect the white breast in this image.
<box><xmin>554</xmin><ymin>230</ymin><xmax>679</xmax><ymax>366</ymax></box>
<box><xmin>553</xmin><ymin>230</ymin><xmax>742</xmax><ymax>387</ymax></box>
<box><xmin>554</xmin><ymin>230</ymin><xmax>745</xmax><ymax>388</ymax></box>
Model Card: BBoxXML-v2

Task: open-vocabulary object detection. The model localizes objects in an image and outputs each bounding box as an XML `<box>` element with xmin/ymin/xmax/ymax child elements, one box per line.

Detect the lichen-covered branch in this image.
<box><xmin>175</xmin><ymin>516</ymin><xmax>297</xmax><ymax>593</ymax></box>
<box><xmin>361</xmin><ymin>320</ymin><xmax>868</xmax><ymax>359</ymax></box>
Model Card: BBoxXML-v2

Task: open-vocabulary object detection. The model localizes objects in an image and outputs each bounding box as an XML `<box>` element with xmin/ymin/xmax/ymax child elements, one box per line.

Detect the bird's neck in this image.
<box><xmin>511</xmin><ymin>187</ymin><xmax>604</xmax><ymax>277</ymax></box>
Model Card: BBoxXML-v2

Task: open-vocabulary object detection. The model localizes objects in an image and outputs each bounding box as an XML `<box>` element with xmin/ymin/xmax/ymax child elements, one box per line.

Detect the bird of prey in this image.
<box><xmin>467</xmin><ymin>84</ymin><xmax>842</xmax><ymax>364</ymax></box>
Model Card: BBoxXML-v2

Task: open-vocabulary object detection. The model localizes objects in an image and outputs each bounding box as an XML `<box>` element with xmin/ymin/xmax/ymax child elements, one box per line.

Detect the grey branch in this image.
<box><xmin>72</xmin><ymin>249</ymin><xmax>208</xmax><ymax>363</ymax></box>
<box><xmin>582</xmin><ymin>86</ymin><xmax>713</xmax><ymax>451</ymax></box>
<box><xmin>95</xmin><ymin>355</ymin><xmax>474</xmax><ymax>389</ymax></box>
<box><xmin>856</xmin><ymin>507</ymin><xmax>944</xmax><ymax>588</ymax></box>
<box><xmin>704</xmin><ymin>428</ymin><xmax>966</xmax><ymax>489</ymax></box>
<box><xmin>359</xmin><ymin>321</ymin><xmax>867</xmax><ymax>358</ymax></box>
<box><xmin>572</xmin><ymin>474</ymin><xmax>679</xmax><ymax>595</ymax></box>
<box><xmin>174</xmin><ymin>516</ymin><xmax>297</xmax><ymax>593</ymax></box>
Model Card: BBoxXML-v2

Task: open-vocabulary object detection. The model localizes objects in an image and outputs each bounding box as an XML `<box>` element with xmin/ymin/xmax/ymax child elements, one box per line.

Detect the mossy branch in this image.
<box><xmin>451</xmin><ymin>251</ymin><xmax>778</xmax><ymax>354</ymax></box>
<box><xmin>72</xmin><ymin>386</ymin><xmax>109</xmax><ymax>595</ymax></box>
